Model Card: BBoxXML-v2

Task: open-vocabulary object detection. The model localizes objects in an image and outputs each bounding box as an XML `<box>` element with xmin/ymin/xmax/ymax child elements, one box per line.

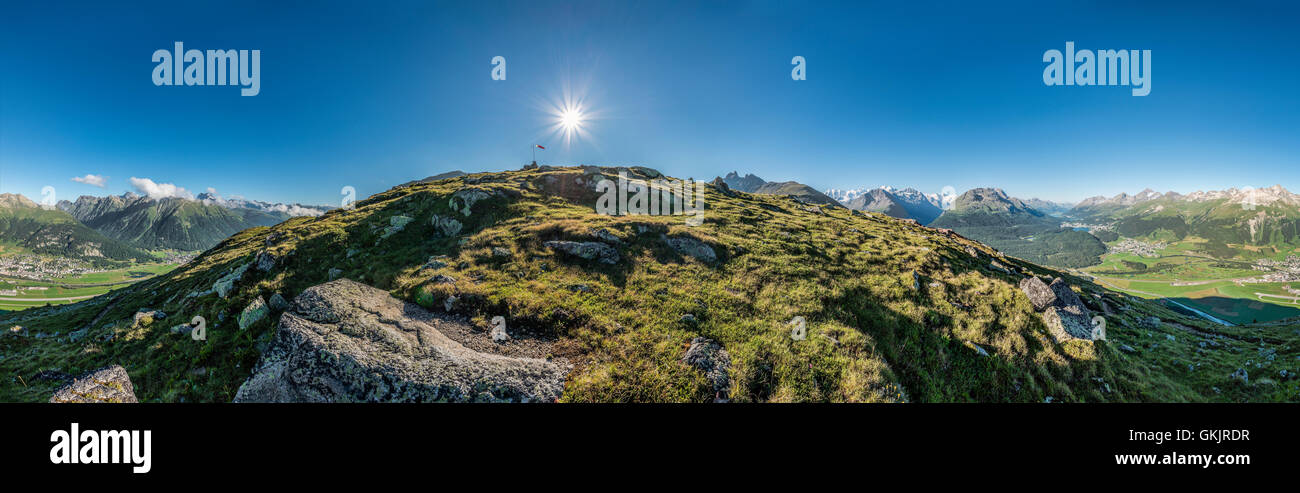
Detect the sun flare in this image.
<box><xmin>560</xmin><ymin>107</ymin><xmax>584</xmax><ymax>131</ymax></box>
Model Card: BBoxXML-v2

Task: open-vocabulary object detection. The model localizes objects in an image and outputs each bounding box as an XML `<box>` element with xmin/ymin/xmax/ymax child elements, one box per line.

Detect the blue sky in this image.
<box><xmin>2</xmin><ymin>1</ymin><xmax>1298</xmax><ymax>205</ymax></box>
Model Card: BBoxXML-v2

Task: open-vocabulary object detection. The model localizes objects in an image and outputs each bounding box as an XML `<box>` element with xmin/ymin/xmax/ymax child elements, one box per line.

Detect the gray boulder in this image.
<box><xmin>233</xmin><ymin>279</ymin><xmax>567</xmax><ymax>403</ymax></box>
<box><xmin>544</xmin><ymin>240</ymin><xmax>619</xmax><ymax>264</ymax></box>
<box><xmin>1019</xmin><ymin>277</ymin><xmax>1056</xmax><ymax>311</ymax></box>
<box><xmin>664</xmin><ymin>236</ymin><xmax>717</xmax><ymax>263</ymax></box>
<box><xmin>50</xmin><ymin>365</ymin><xmax>138</xmax><ymax>403</ymax></box>
<box><xmin>1048</xmin><ymin>278</ymin><xmax>1084</xmax><ymax>309</ymax></box>
<box><xmin>1043</xmin><ymin>305</ymin><xmax>1095</xmax><ymax>342</ymax></box>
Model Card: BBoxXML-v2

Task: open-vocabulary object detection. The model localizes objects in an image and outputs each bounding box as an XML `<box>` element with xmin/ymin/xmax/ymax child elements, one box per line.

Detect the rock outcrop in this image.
<box><xmin>233</xmin><ymin>279</ymin><xmax>566</xmax><ymax>403</ymax></box>
<box><xmin>50</xmin><ymin>365</ymin><xmax>138</xmax><ymax>403</ymax></box>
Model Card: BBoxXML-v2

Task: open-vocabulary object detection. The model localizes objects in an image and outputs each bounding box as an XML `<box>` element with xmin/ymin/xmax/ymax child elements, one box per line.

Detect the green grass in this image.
<box><xmin>2</xmin><ymin>166</ymin><xmax>1297</xmax><ymax>403</ymax></box>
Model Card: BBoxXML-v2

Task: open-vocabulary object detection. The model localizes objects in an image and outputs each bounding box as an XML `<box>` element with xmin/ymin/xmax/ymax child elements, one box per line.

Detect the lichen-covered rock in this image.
<box><xmin>233</xmin><ymin>279</ymin><xmax>567</xmax><ymax>403</ymax></box>
<box><xmin>1019</xmin><ymin>277</ymin><xmax>1057</xmax><ymax>311</ymax></box>
<box><xmin>544</xmin><ymin>240</ymin><xmax>619</xmax><ymax>264</ymax></box>
<box><xmin>49</xmin><ymin>365</ymin><xmax>138</xmax><ymax>403</ymax></box>
<box><xmin>132</xmin><ymin>309</ymin><xmax>165</xmax><ymax>327</ymax></box>
<box><xmin>682</xmin><ymin>337</ymin><xmax>730</xmax><ymax>399</ymax></box>
<box><xmin>449</xmin><ymin>188</ymin><xmax>494</xmax><ymax>216</ymax></box>
<box><xmin>1048</xmin><ymin>278</ymin><xmax>1084</xmax><ymax>309</ymax></box>
<box><xmin>380</xmin><ymin>215</ymin><xmax>414</xmax><ymax>239</ymax></box>
<box><xmin>1043</xmin><ymin>305</ymin><xmax>1094</xmax><ymax>342</ymax></box>
<box><xmin>664</xmin><ymin>236</ymin><xmax>716</xmax><ymax>263</ymax></box>
<box><xmin>238</xmin><ymin>296</ymin><xmax>269</xmax><ymax>330</ymax></box>
<box><xmin>214</xmin><ymin>262</ymin><xmax>251</xmax><ymax>298</ymax></box>
<box><xmin>431</xmin><ymin>214</ymin><xmax>463</xmax><ymax>237</ymax></box>
<box><xmin>590</xmin><ymin>228</ymin><xmax>622</xmax><ymax>244</ymax></box>
<box><xmin>268</xmin><ymin>293</ymin><xmax>290</xmax><ymax>312</ymax></box>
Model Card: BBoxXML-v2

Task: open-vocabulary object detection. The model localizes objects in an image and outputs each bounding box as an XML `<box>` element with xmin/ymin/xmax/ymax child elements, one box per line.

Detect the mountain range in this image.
<box><xmin>56</xmin><ymin>193</ymin><xmax>303</xmax><ymax>252</ymax></box>
<box><xmin>841</xmin><ymin>187</ymin><xmax>944</xmax><ymax>224</ymax></box>
<box><xmin>930</xmin><ymin>188</ymin><xmax>1106</xmax><ymax>268</ymax></box>
<box><xmin>1069</xmin><ymin>185</ymin><xmax>1300</xmax><ymax>258</ymax></box>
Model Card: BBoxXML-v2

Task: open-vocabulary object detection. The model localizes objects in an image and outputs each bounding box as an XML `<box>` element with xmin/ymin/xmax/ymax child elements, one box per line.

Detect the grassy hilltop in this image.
<box><xmin>2</xmin><ymin>166</ymin><xmax>1297</xmax><ymax>402</ymax></box>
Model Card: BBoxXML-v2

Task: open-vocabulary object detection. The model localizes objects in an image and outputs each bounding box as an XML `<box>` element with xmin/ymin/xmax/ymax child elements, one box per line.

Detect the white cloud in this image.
<box><xmin>71</xmin><ymin>174</ymin><xmax>107</xmax><ymax>188</ymax></box>
<box><xmin>129</xmin><ymin>177</ymin><xmax>193</xmax><ymax>199</ymax></box>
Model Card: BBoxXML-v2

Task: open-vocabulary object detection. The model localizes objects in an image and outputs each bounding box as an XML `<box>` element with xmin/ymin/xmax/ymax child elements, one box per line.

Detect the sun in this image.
<box><xmin>559</xmin><ymin>107</ymin><xmax>584</xmax><ymax>132</ymax></box>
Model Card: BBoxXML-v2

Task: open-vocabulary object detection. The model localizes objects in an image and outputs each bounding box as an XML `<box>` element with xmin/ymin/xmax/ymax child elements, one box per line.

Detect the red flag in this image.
<box><xmin>535</xmin><ymin>145</ymin><xmax>545</xmax><ymax>150</ymax></box>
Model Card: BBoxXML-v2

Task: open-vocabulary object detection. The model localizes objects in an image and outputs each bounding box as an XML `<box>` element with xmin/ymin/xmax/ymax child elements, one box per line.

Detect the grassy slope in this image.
<box><xmin>1</xmin><ymin>166</ymin><xmax>1296</xmax><ymax>402</ymax></box>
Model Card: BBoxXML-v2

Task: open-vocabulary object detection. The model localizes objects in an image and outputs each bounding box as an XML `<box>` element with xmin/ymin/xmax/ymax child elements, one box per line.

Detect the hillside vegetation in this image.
<box><xmin>2</xmin><ymin>167</ymin><xmax>1296</xmax><ymax>402</ymax></box>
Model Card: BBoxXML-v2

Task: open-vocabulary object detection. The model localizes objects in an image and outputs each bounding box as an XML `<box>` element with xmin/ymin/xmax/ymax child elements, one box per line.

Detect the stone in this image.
<box><xmin>680</xmin><ymin>314</ymin><xmax>697</xmax><ymax>324</ymax></box>
<box><xmin>1043</xmin><ymin>305</ymin><xmax>1094</xmax><ymax>342</ymax></box>
<box><xmin>544</xmin><ymin>240</ymin><xmax>620</xmax><ymax>264</ymax></box>
<box><xmin>682</xmin><ymin>337</ymin><xmax>730</xmax><ymax>397</ymax></box>
<box><xmin>989</xmin><ymin>261</ymin><xmax>1011</xmax><ymax>274</ymax></box>
<box><xmin>233</xmin><ymin>279</ymin><xmax>566</xmax><ymax>403</ymax></box>
<box><xmin>430</xmin><ymin>274</ymin><xmax>457</xmax><ymax>284</ymax></box>
<box><xmin>255</xmin><ymin>249</ymin><xmax>279</xmax><ymax>272</ymax></box>
<box><xmin>49</xmin><ymin>365</ymin><xmax>138</xmax><ymax>403</ymax></box>
<box><xmin>132</xmin><ymin>310</ymin><xmax>165</xmax><ymax>327</ymax></box>
<box><xmin>591</xmin><ymin>228</ymin><xmax>622</xmax><ymax>244</ymax></box>
<box><xmin>1048</xmin><ymin>278</ymin><xmax>1084</xmax><ymax>308</ymax></box>
<box><xmin>379</xmin><ymin>215</ymin><xmax>414</xmax><ymax>240</ymax></box>
<box><xmin>663</xmin><ymin>236</ymin><xmax>716</xmax><ymax>263</ymax></box>
<box><xmin>431</xmin><ymin>214</ymin><xmax>463</xmax><ymax>237</ymax></box>
<box><xmin>238</xmin><ymin>297</ymin><xmax>269</xmax><ymax>330</ymax></box>
<box><xmin>265</xmin><ymin>231</ymin><xmax>286</xmax><ymax>246</ymax></box>
<box><xmin>214</xmin><ymin>262</ymin><xmax>252</xmax><ymax>298</ymax></box>
<box><xmin>268</xmin><ymin>293</ymin><xmax>291</xmax><ymax>312</ymax></box>
<box><xmin>449</xmin><ymin>189</ymin><xmax>493</xmax><ymax>216</ymax></box>
<box><xmin>1019</xmin><ymin>277</ymin><xmax>1056</xmax><ymax>311</ymax></box>
<box><xmin>1140</xmin><ymin>316</ymin><xmax>1162</xmax><ymax>329</ymax></box>
<box><xmin>492</xmin><ymin>247</ymin><xmax>512</xmax><ymax>258</ymax></box>
<box><xmin>1230</xmin><ymin>368</ymin><xmax>1249</xmax><ymax>383</ymax></box>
